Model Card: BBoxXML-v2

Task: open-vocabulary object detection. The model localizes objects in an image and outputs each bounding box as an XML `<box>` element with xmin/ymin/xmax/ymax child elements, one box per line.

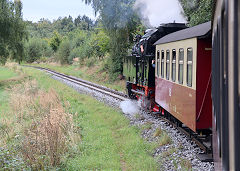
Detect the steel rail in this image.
<box><xmin>155</xmin><ymin>115</ymin><xmax>212</xmax><ymax>156</ymax></box>
<box><xmin>23</xmin><ymin>65</ymin><xmax>128</xmax><ymax>101</ymax></box>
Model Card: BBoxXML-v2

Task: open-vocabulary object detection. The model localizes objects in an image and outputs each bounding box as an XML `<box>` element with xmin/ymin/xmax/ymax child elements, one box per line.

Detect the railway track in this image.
<box><xmin>23</xmin><ymin>65</ymin><xmax>212</xmax><ymax>160</ymax></box>
<box><xmin>23</xmin><ymin>65</ymin><xmax>128</xmax><ymax>101</ymax></box>
<box><xmin>156</xmin><ymin>115</ymin><xmax>213</xmax><ymax>161</ymax></box>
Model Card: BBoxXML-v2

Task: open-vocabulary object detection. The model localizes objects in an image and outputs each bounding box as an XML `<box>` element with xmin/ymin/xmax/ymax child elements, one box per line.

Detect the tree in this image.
<box><xmin>0</xmin><ymin>0</ymin><xmax>27</xmax><ymax>64</ymax></box>
<box><xmin>74</xmin><ymin>15</ymin><xmax>82</xmax><ymax>26</ymax></box>
<box><xmin>10</xmin><ymin>0</ymin><xmax>28</xmax><ymax>63</ymax></box>
<box><xmin>24</xmin><ymin>38</ymin><xmax>53</xmax><ymax>63</ymax></box>
<box><xmin>36</xmin><ymin>18</ymin><xmax>53</xmax><ymax>38</ymax></box>
<box><xmin>83</xmin><ymin>0</ymin><xmax>142</xmax><ymax>79</ymax></box>
<box><xmin>74</xmin><ymin>15</ymin><xmax>94</xmax><ymax>30</ymax></box>
<box><xmin>57</xmin><ymin>40</ymin><xmax>72</xmax><ymax>64</ymax></box>
<box><xmin>179</xmin><ymin>0</ymin><xmax>213</xmax><ymax>26</ymax></box>
<box><xmin>49</xmin><ymin>31</ymin><xmax>62</xmax><ymax>52</ymax></box>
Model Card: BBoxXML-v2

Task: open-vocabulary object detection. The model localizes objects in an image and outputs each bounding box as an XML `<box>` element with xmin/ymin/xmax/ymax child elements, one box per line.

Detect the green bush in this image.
<box><xmin>49</xmin><ymin>31</ymin><xmax>62</xmax><ymax>52</ymax></box>
<box><xmin>57</xmin><ymin>40</ymin><xmax>72</xmax><ymax>64</ymax></box>
<box><xmin>99</xmin><ymin>54</ymin><xmax>111</xmax><ymax>72</ymax></box>
<box><xmin>41</xmin><ymin>40</ymin><xmax>53</xmax><ymax>57</ymax></box>
<box><xmin>24</xmin><ymin>38</ymin><xmax>53</xmax><ymax>63</ymax></box>
<box><xmin>85</xmin><ymin>57</ymin><xmax>96</xmax><ymax>67</ymax></box>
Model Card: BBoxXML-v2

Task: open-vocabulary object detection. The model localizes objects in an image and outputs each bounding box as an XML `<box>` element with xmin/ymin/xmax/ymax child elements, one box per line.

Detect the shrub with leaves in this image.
<box><xmin>24</xmin><ymin>38</ymin><xmax>53</xmax><ymax>63</ymax></box>
<box><xmin>57</xmin><ymin>39</ymin><xmax>72</xmax><ymax>64</ymax></box>
<box><xmin>49</xmin><ymin>31</ymin><xmax>62</xmax><ymax>52</ymax></box>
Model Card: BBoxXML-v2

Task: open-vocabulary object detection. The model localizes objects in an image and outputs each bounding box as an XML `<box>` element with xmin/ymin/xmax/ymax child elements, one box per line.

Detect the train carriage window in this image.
<box><xmin>157</xmin><ymin>51</ymin><xmax>160</xmax><ymax>77</ymax></box>
<box><xmin>187</xmin><ymin>48</ymin><xmax>193</xmax><ymax>87</ymax></box>
<box><xmin>166</xmin><ymin>50</ymin><xmax>170</xmax><ymax>80</ymax></box>
<box><xmin>172</xmin><ymin>49</ymin><xmax>176</xmax><ymax>82</ymax></box>
<box><xmin>178</xmin><ymin>48</ymin><xmax>184</xmax><ymax>84</ymax></box>
<box><xmin>161</xmin><ymin>50</ymin><xmax>164</xmax><ymax>78</ymax></box>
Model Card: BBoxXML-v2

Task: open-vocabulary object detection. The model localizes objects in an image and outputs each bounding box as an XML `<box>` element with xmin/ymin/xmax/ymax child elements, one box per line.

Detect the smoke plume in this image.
<box><xmin>134</xmin><ymin>0</ymin><xmax>186</xmax><ymax>27</ymax></box>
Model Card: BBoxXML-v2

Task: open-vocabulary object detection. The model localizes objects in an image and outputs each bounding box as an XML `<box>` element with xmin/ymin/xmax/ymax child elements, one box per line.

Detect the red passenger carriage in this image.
<box><xmin>154</xmin><ymin>22</ymin><xmax>212</xmax><ymax>132</ymax></box>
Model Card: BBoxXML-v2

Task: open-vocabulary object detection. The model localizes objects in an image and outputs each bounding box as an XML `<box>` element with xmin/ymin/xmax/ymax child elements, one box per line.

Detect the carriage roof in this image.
<box><xmin>154</xmin><ymin>21</ymin><xmax>211</xmax><ymax>45</ymax></box>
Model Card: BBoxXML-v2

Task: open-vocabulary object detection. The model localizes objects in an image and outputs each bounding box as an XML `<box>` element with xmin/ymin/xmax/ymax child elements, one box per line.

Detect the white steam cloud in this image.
<box><xmin>120</xmin><ymin>100</ymin><xmax>140</xmax><ymax>116</ymax></box>
<box><xmin>134</xmin><ymin>0</ymin><xmax>186</xmax><ymax>27</ymax></box>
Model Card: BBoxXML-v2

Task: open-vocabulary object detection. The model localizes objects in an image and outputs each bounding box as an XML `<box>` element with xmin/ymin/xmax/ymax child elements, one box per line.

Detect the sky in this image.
<box><xmin>21</xmin><ymin>0</ymin><xmax>96</xmax><ymax>22</ymax></box>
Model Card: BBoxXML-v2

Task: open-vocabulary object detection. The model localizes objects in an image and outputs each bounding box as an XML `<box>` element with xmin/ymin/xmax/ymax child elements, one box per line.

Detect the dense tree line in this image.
<box><xmin>26</xmin><ymin>15</ymin><xmax>95</xmax><ymax>38</ymax></box>
<box><xmin>0</xmin><ymin>0</ymin><xmax>27</xmax><ymax>64</ymax></box>
<box><xmin>23</xmin><ymin>16</ymin><xmax>111</xmax><ymax>66</ymax></box>
<box><xmin>179</xmin><ymin>0</ymin><xmax>213</xmax><ymax>26</ymax></box>
<box><xmin>83</xmin><ymin>0</ymin><xmax>143</xmax><ymax>79</ymax></box>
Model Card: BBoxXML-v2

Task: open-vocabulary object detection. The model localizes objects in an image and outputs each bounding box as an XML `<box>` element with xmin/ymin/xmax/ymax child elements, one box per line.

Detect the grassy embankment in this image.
<box><xmin>26</xmin><ymin>61</ymin><xmax>126</xmax><ymax>92</ymax></box>
<box><xmin>0</xmin><ymin>67</ymin><xmax>17</xmax><ymax>115</ymax></box>
<box><xmin>0</xmin><ymin>66</ymin><xmax>26</xmax><ymax>116</ymax></box>
<box><xmin>0</xmin><ymin>64</ymin><xmax>158</xmax><ymax>170</ymax></box>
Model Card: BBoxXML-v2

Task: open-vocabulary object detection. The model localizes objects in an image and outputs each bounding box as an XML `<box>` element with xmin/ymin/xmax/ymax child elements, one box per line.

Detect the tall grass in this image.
<box><xmin>0</xmin><ymin>78</ymin><xmax>79</xmax><ymax>170</ymax></box>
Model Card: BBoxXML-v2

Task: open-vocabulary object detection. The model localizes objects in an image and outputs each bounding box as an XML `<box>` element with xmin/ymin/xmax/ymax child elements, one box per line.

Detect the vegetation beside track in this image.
<box><xmin>25</xmin><ymin>62</ymin><xmax>126</xmax><ymax>92</ymax></box>
<box><xmin>0</xmin><ymin>65</ymin><xmax>158</xmax><ymax>170</ymax></box>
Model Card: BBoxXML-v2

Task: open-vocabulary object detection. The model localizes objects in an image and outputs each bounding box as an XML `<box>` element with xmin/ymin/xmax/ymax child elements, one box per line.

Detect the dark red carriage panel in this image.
<box><xmin>196</xmin><ymin>39</ymin><xmax>212</xmax><ymax>130</ymax></box>
<box><xmin>155</xmin><ymin>77</ymin><xmax>196</xmax><ymax>131</ymax></box>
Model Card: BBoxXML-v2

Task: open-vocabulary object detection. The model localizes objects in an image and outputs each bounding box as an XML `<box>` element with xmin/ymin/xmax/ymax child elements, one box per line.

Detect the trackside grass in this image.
<box><xmin>26</xmin><ymin>63</ymin><xmax>126</xmax><ymax>92</ymax></box>
<box><xmin>0</xmin><ymin>67</ymin><xmax>17</xmax><ymax>81</ymax></box>
<box><xmin>0</xmin><ymin>66</ymin><xmax>19</xmax><ymax>115</ymax></box>
<box><xmin>1</xmin><ymin>65</ymin><xmax>158</xmax><ymax>170</ymax></box>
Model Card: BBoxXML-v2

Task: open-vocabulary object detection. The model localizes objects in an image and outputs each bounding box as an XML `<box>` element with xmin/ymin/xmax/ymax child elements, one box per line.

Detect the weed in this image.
<box><xmin>22</xmin><ymin>105</ymin><xmax>74</xmax><ymax>169</ymax></box>
<box><xmin>178</xmin><ymin>143</ymin><xmax>184</xmax><ymax>150</ymax></box>
<box><xmin>161</xmin><ymin>150</ymin><xmax>171</xmax><ymax>158</ymax></box>
<box><xmin>86</xmin><ymin>57</ymin><xmax>95</xmax><ymax>67</ymax></box>
<box><xmin>173</xmin><ymin>159</ymin><xmax>178</xmax><ymax>170</ymax></box>
<box><xmin>180</xmin><ymin>158</ymin><xmax>192</xmax><ymax>170</ymax></box>
<box><xmin>141</xmin><ymin>121</ymin><xmax>153</xmax><ymax>130</ymax></box>
<box><xmin>2</xmin><ymin>79</ymin><xmax>79</xmax><ymax>170</ymax></box>
<box><xmin>161</xmin><ymin>148</ymin><xmax>176</xmax><ymax>158</ymax></box>
<box><xmin>0</xmin><ymin>147</ymin><xmax>26</xmax><ymax>170</ymax></box>
<box><xmin>135</xmin><ymin>113</ymin><xmax>145</xmax><ymax>120</ymax></box>
<box><xmin>153</xmin><ymin>127</ymin><xmax>162</xmax><ymax>137</ymax></box>
<box><xmin>159</xmin><ymin>132</ymin><xmax>172</xmax><ymax>146</ymax></box>
<box><xmin>0</xmin><ymin>119</ymin><xmax>11</xmax><ymax>140</ymax></box>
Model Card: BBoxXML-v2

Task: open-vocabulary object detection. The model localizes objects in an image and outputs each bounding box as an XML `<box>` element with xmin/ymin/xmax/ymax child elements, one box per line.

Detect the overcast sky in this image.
<box><xmin>22</xmin><ymin>0</ymin><xmax>96</xmax><ymax>22</ymax></box>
